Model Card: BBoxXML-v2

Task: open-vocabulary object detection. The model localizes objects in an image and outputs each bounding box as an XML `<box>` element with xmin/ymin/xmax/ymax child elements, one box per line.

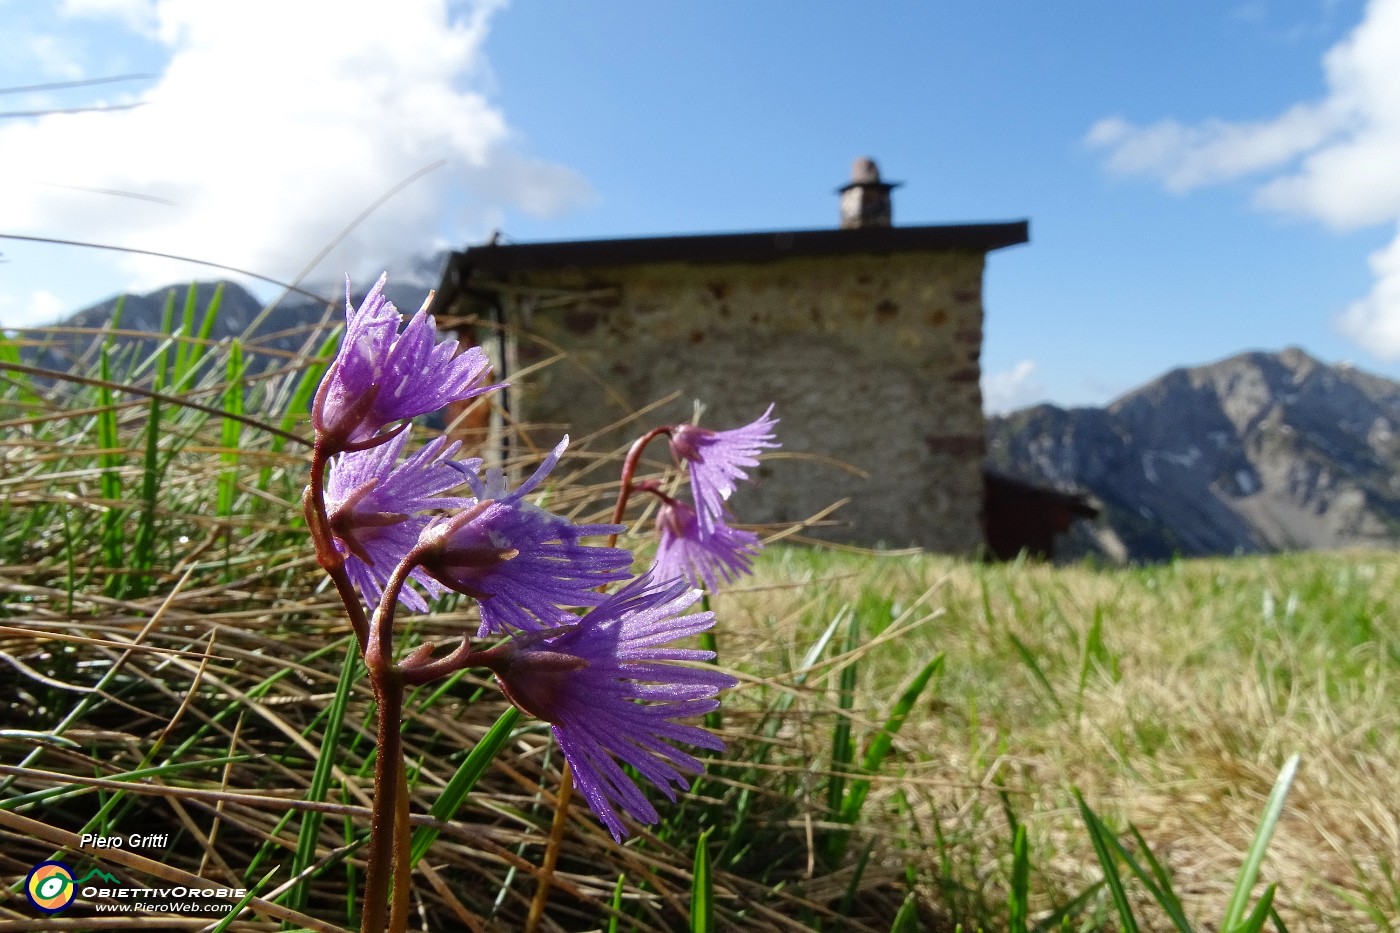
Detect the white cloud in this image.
<box><xmin>1086</xmin><ymin>0</ymin><xmax>1400</xmax><ymax>357</ymax></box>
<box><xmin>59</xmin><ymin>0</ymin><xmax>158</xmax><ymax>34</ymax></box>
<box><xmin>983</xmin><ymin>360</ymin><xmax>1043</xmax><ymax>415</ymax></box>
<box><xmin>25</xmin><ymin>35</ymin><xmax>88</xmax><ymax>80</ymax></box>
<box><xmin>1339</xmin><ymin>226</ymin><xmax>1400</xmax><ymax>349</ymax></box>
<box><xmin>1</xmin><ymin>0</ymin><xmax>591</xmax><ymax>293</ymax></box>
<box><xmin>1085</xmin><ymin>103</ymin><xmax>1343</xmax><ymax>194</ymax></box>
<box><xmin>0</xmin><ymin>289</ymin><xmax>70</xmax><ymax>329</ymax></box>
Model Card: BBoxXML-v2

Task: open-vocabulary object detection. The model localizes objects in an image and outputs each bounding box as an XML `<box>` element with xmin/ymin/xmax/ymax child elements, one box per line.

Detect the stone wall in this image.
<box><xmin>480</xmin><ymin>250</ymin><xmax>988</xmax><ymax>551</ymax></box>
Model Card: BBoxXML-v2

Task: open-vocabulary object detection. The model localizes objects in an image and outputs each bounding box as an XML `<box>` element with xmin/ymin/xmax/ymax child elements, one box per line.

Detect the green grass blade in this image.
<box><xmin>1221</xmin><ymin>754</ymin><xmax>1299</xmax><ymax>931</ymax></box>
<box><xmin>1033</xmin><ymin>880</ymin><xmax>1106</xmax><ymax>932</ymax></box>
<box><xmin>258</xmin><ymin>327</ymin><xmax>337</xmax><ymax>492</ymax></box>
<box><xmin>173</xmin><ymin>282</ymin><xmax>224</xmax><ymax>391</ymax></box>
<box><xmin>0</xmin><ymin>333</ymin><xmax>41</xmax><ymax>408</ymax></box>
<box><xmin>1229</xmin><ymin>883</ymin><xmax>1277</xmax><ymax>933</ymax></box>
<box><xmin>888</xmin><ymin>891</ymin><xmax>918</xmax><ymax>933</ymax></box>
<box><xmin>1076</xmin><ymin>604</ymin><xmax>1111</xmax><ymax>718</ymax></box>
<box><xmin>275</xmin><ymin>327</ymin><xmax>338</xmax><ymax>448</ymax></box>
<box><xmin>798</xmin><ymin>605</ymin><xmax>848</xmax><ymax>684</ymax></box>
<box><xmin>1093</xmin><ymin>820</ymin><xmax>1193</xmax><ymax>932</ymax></box>
<box><xmin>823</xmin><ymin>610</ymin><xmax>856</xmax><ymax>806</ymax></box>
<box><xmin>171</xmin><ymin>282</ymin><xmax>199</xmax><ymax>385</ymax></box>
<box><xmin>838</xmin><ymin>839</ymin><xmax>877</xmax><ymax>919</ymax></box>
<box><xmin>691</xmin><ymin>827</ymin><xmax>712</xmax><ymax>933</ymax></box>
<box><xmin>821</xmin><ymin>610</ymin><xmax>862</xmax><ymax>866</ymax></box>
<box><xmin>1062</xmin><ymin>792</ymin><xmax>1192</xmax><ymax>933</ymax></box>
<box><xmin>1073</xmin><ymin>790</ymin><xmax>1141</xmax><ymax>933</ymax></box>
<box><xmin>839</xmin><ymin>654</ymin><xmax>944</xmax><ymax>823</ymax></box>
<box><xmin>210</xmin><ymin>865</ymin><xmax>278</xmax><ymax>933</ymax></box>
<box><xmin>288</xmin><ymin>647</ymin><xmax>360</xmax><ymax>912</ymax></box>
<box><xmin>1009</xmin><ymin>631</ymin><xmax>1063</xmax><ymax>713</ymax></box>
<box><xmin>217</xmin><ymin>339</ymin><xmax>246</xmax><ymax>518</ymax></box>
<box><xmin>127</xmin><ymin>292</ymin><xmax>175</xmax><ymax>599</ymax></box>
<box><xmin>607</xmin><ymin>873</ymin><xmax>625</xmax><ymax>933</ymax></box>
<box><xmin>1010</xmin><ymin>823</ymin><xmax>1030</xmax><ymax>933</ymax></box>
<box><xmin>826</xmin><ymin>612</ymin><xmax>860</xmax><ymax>818</ymax></box>
<box><xmin>96</xmin><ymin>311</ymin><xmax>124</xmax><ymax>596</ymax></box>
<box><xmin>1127</xmin><ymin>824</ymin><xmax>1191</xmax><ymax>930</ymax></box>
<box><xmin>408</xmin><ymin>706</ymin><xmax>521</xmax><ymax>866</ymax></box>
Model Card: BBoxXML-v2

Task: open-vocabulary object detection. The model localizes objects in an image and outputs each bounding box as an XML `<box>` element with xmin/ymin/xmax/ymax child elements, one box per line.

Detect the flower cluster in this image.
<box><xmin>307</xmin><ymin>275</ymin><xmax>761</xmax><ymax>840</ymax></box>
<box><xmin>631</xmin><ymin>406</ymin><xmax>779</xmax><ymax>591</ymax></box>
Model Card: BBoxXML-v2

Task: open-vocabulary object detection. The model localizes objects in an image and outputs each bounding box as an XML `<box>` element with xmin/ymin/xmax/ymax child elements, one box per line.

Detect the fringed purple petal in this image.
<box><xmin>671</xmin><ymin>405</ymin><xmax>779</xmax><ymax>534</ymax></box>
<box><xmin>324</xmin><ymin>428</ymin><xmax>474</xmax><ymax>613</ymax></box>
<box><xmin>313</xmin><ymin>274</ymin><xmax>503</xmax><ymax>450</ymax></box>
<box><xmin>485</xmin><ymin>571</ymin><xmax>734</xmax><ymax>840</ymax></box>
<box><xmin>652</xmin><ymin>499</ymin><xmax>761</xmax><ymax>591</ymax></box>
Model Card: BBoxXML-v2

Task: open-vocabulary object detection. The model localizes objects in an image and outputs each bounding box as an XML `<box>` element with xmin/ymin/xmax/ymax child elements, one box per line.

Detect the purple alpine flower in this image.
<box><xmin>669</xmin><ymin>405</ymin><xmax>779</xmax><ymax>533</ymax></box>
<box><xmin>416</xmin><ymin>437</ymin><xmax>633</xmax><ymax>636</ymax></box>
<box><xmin>476</xmin><ymin>573</ymin><xmax>736</xmax><ymax>841</ymax></box>
<box><xmin>313</xmin><ymin>273</ymin><xmax>499</xmax><ymax>452</ymax></box>
<box><xmin>324</xmin><ymin>430</ymin><xmax>478</xmax><ymax>613</ymax></box>
<box><xmin>653</xmin><ymin>497</ymin><xmax>760</xmax><ymax>590</ymax></box>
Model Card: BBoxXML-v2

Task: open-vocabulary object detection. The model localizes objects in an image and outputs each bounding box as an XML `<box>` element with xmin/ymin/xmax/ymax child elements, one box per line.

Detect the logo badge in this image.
<box><xmin>25</xmin><ymin>861</ymin><xmax>76</xmax><ymax>914</ymax></box>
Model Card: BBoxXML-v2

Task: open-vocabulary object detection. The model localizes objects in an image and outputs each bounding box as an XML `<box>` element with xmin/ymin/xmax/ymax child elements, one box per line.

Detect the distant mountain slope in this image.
<box><xmin>987</xmin><ymin>348</ymin><xmax>1400</xmax><ymax>561</ymax></box>
<box><xmin>17</xmin><ymin>276</ymin><xmax>436</xmax><ymax>375</ymax></box>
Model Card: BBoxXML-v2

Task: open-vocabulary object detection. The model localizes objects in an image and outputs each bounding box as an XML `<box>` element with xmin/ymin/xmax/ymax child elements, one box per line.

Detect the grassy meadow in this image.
<box><xmin>0</xmin><ymin>292</ymin><xmax>1395</xmax><ymax>931</ymax></box>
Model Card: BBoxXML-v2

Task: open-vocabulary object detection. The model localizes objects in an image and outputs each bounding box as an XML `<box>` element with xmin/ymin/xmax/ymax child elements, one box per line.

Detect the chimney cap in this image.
<box><xmin>837</xmin><ymin>156</ymin><xmax>902</xmax><ymax>194</ymax></box>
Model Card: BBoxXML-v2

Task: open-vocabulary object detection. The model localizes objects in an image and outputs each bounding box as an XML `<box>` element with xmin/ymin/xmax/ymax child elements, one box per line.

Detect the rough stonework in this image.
<box><xmin>445</xmin><ymin>247</ymin><xmax>998</xmax><ymax>552</ymax></box>
<box><xmin>840</xmin><ymin>156</ymin><xmax>899</xmax><ymax>229</ymax></box>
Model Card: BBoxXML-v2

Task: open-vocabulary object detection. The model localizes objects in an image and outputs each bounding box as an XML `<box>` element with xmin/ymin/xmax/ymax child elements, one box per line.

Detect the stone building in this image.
<box><xmin>434</xmin><ymin>159</ymin><xmax>1028</xmax><ymax>551</ymax></box>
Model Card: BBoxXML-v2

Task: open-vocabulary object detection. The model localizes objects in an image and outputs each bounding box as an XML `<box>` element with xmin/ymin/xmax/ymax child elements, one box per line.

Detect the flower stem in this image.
<box><xmin>360</xmin><ymin>665</ymin><xmax>404</xmax><ymax>933</ymax></box>
<box><xmin>524</xmin><ymin>759</ymin><xmax>574</xmax><ymax>933</ymax></box>
<box><xmin>608</xmin><ymin>425</ymin><xmax>671</xmax><ymax>547</ymax></box>
<box><xmin>306</xmin><ymin>443</ymin><xmax>371</xmax><ymax>652</ymax></box>
<box><xmin>390</xmin><ymin>753</ymin><xmax>412</xmax><ymax>933</ymax></box>
<box><xmin>360</xmin><ymin>549</ymin><xmax>418</xmax><ymax>933</ymax></box>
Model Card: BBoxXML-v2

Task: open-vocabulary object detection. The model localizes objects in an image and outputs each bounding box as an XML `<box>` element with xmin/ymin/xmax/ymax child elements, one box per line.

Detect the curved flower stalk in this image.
<box><xmin>472</xmin><ymin>573</ymin><xmax>736</xmax><ymax>841</ymax></box>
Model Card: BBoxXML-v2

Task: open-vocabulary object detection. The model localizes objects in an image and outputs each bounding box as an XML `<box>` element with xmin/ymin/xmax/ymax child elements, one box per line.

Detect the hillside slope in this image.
<box><xmin>987</xmin><ymin>348</ymin><xmax>1400</xmax><ymax>560</ymax></box>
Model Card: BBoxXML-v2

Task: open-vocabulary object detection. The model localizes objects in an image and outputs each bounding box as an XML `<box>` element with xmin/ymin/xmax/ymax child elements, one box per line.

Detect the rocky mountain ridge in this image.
<box><xmin>987</xmin><ymin>347</ymin><xmax>1400</xmax><ymax>561</ymax></box>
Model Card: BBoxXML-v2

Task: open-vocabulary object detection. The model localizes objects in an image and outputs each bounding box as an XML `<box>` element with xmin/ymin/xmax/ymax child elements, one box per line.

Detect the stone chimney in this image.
<box><xmin>838</xmin><ymin>156</ymin><xmax>901</xmax><ymax>229</ymax></box>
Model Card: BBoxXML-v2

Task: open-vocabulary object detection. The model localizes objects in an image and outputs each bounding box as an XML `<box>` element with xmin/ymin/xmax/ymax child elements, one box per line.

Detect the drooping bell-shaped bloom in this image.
<box><xmin>652</xmin><ymin>497</ymin><xmax>761</xmax><ymax>590</ymax></box>
<box><xmin>313</xmin><ymin>274</ymin><xmax>499</xmax><ymax>452</ymax></box>
<box><xmin>668</xmin><ymin>405</ymin><xmax>779</xmax><ymax>533</ymax></box>
<box><xmin>477</xmin><ymin>573</ymin><xmax>736</xmax><ymax>841</ymax></box>
<box><xmin>416</xmin><ymin>437</ymin><xmax>633</xmax><ymax>635</ymax></box>
<box><xmin>324</xmin><ymin>431</ymin><xmax>477</xmax><ymax>612</ymax></box>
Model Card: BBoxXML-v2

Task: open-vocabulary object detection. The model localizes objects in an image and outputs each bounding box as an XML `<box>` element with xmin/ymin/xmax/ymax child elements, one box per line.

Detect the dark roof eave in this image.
<box><xmin>451</xmin><ymin>221</ymin><xmax>1029</xmax><ymax>276</ymax></box>
<box><xmin>984</xmin><ymin>469</ymin><xmax>1101</xmax><ymax>519</ymax></box>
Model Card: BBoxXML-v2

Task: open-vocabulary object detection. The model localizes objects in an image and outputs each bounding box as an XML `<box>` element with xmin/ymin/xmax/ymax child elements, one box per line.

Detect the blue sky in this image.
<box><xmin>3</xmin><ymin>0</ymin><xmax>1398</xmax><ymax>411</ymax></box>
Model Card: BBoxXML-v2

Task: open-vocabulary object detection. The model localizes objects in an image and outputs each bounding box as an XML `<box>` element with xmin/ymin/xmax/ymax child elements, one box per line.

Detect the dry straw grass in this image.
<box><xmin>720</xmin><ymin>549</ymin><xmax>1399</xmax><ymax>930</ymax></box>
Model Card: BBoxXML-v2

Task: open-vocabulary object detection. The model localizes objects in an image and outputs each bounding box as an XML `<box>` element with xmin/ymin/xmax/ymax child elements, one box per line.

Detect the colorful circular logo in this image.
<box><xmin>25</xmin><ymin>861</ymin><xmax>76</xmax><ymax>914</ymax></box>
